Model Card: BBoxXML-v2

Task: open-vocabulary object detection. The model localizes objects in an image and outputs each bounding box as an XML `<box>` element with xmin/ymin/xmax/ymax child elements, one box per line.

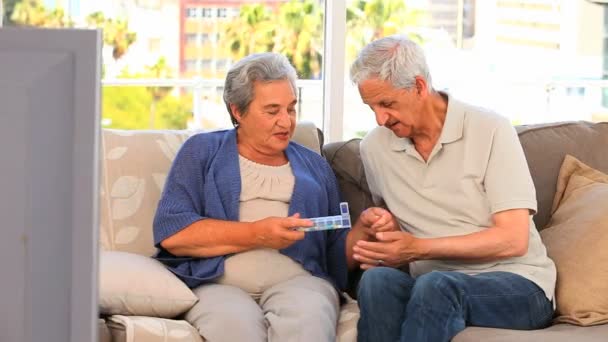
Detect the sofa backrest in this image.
<box><xmin>99</xmin><ymin>122</ymin><xmax>322</xmax><ymax>256</ymax></box>
<box><xmin>516</xmin><ymin>121</ymin><xmax>608</xmax><ymax>229</ymax></box>
<box><xmin>323</xmin><ymin>121</ymin><xmax>608</xmax><ymax>231</ymax></box>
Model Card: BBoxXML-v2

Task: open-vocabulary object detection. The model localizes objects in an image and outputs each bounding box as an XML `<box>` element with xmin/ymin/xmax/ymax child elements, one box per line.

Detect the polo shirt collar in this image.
<box><xmin>389</xmin><ymin>91</ymin><xmax>464</xmax><ymax>152</ymax></box>
<box><xmin>438</xmin><ymin>91</ymin><xmax>465</xmax><ymax>144</ymax></box>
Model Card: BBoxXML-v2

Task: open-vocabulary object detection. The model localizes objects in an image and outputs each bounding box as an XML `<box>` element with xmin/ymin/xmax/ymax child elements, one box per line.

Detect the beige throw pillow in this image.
<box><xmin>540</xmin><ymin>155</ymin><xmax>608</xmax><ymax>326</ymax></box>
<box><xmin>99</xmin><ymin>251</ymin><xmax>198</xmax><ymax>318</ymax></box>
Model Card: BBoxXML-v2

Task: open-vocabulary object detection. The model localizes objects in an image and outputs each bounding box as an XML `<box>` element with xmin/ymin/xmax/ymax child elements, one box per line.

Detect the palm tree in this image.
<box><xmin>223</xmin><ymin>4</ymin><xmax>274</xmax><ymax>60</ymax></box>
<box><xmin>346</xmin><ymin>0</ymin><xmax>425</xmax><ymax>60</ymax></box>
<box><xmin>10</xmin><ymin>0</ymin><xmax>72</xmax><ymax>27</ymax></box>
<box><xmin>3</xmin><ymin>0</ymin><xmax>22</xmax><ymax>25</ymax></box>
<box><xmin>274</xmin><ymin>0</ymin><xmax>324</xmax><ymax>79</ymax></box>
<box><xmin>86</xmin><ymin>11</ymin><xmax>137</xmax><ymax>61</ymax></box>
<box><xmin>143</xmin><ymin>57</ymin><xmax>173</xmax><ymax>128</ymax></box>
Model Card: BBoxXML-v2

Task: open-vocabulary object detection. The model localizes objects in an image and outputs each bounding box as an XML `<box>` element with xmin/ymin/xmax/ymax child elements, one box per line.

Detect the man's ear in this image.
<box><xmin>414</xmin><ymin>76</ymin><xmax>429</xmax><ymax>97</ymax></box>
<box><xmin>230</xmin><ymin>103</ymin><xmax>242</xmax><ymax>123</ymax></box>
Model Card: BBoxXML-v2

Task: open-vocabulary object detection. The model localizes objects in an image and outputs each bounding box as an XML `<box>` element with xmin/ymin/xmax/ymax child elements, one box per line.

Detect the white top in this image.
<box><xmin>216</xmin><ymin>155</ymin><xmax>307</xmax><ymax>297</ymax></box>
<box><xmin>360</xmin><ymin>93</ymin><xmax>556</xmax><ymax>300</ymax></box>
<box><xmin>238</xmin><ymin>155</ymin><xmax>295</xmax><ymax>221</ymax></box>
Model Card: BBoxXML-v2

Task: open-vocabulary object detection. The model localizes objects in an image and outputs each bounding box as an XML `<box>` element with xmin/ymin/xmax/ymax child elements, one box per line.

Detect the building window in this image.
<box><xmin>186</xmin><ymin>33</ymin><xmax>199</xmax><ymax>45</ymax></box>
<box><xmin>186</xmin><ymin>8</ymin><xmax>199</xmax><ymax>18</ymax></box>
<box><xmin>185</xmin><ymin>59</ymin><xmax>199</xmax><ymax>72</ymax></box>
<box><xmin>216</xmin><ymin>59</ymin><xmax>229</xmax><ymax>70</ymax></box>
<box><xmin>217</xmin><ymin>8</ymin><xmax>228</xmax><ymax>18</ymax></box>
<box><xmin>202</xmin><ymin>8</ymin><xmax>214</xmax><ymax>18</ymax></box>
<box><xmin>201</xmin><ymin>59</ymin><xmax>213</xmax><ymax>70</ymax></box>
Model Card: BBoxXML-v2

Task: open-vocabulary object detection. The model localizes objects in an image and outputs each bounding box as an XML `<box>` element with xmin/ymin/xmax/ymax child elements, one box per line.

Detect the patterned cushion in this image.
<box><xmin>337</xmin><ymin>295</ymin><xmax>359</xmax><ymax>342</ymax></box>
<box><xmin>107</xmin><ymin>315</ymin><xmax>203</xmax><ymax>342</ymax></box>
<box><xmin>100</xmin><ymin>129</ymin><xmax>194</xmax><ymax>256</ymax></box>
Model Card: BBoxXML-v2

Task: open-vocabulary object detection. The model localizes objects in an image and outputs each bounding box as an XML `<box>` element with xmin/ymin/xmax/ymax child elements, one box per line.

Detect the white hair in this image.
<box><xmin>350</xmin><ymin>35</ymin><xmax>432</xmax><ymax>90</ymax></box>
<box><xmin>223</xmin><ymin>52</ymin><xmax>298</xmax><ymax>126</ymax></box>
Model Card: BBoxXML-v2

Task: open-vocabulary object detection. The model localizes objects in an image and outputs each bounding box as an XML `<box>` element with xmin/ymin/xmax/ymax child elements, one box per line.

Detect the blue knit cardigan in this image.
<box><xmin>153</xmin><ymin>128</ymin><xmax>348</xmax><ymax>290</ymax></box>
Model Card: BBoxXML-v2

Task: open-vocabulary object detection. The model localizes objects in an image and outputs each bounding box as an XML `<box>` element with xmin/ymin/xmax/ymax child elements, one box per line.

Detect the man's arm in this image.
<box><xmin>353</xmin><ymin>208</ymin><xmax>530</xmax><ymax>268</ymax></box>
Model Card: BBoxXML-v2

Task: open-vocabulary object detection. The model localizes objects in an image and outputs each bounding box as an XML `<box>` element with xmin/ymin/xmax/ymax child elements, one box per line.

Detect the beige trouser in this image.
<box><xmin>185</xmin><ymin>275</ymin><xmax>340</xmax><ymax>342</ymax></box>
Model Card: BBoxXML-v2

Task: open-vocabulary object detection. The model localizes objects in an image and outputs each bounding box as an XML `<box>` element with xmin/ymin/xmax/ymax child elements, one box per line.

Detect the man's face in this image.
<box><xmin>358</xmin><ymin>78</ymin><xmax>421</xmax><ymax>138</ymax></box>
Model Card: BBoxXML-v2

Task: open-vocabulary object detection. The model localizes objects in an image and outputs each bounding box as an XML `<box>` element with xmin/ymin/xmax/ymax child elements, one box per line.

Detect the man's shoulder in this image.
<box><xmin>361</xmin><ymin>126</ymin><xmax>393</xmax><ymax>150</ymax></box>
<box><xmin>458</xmin><ymin>99</ymin><xmax>509</xmax><ymax>129</ymax></box>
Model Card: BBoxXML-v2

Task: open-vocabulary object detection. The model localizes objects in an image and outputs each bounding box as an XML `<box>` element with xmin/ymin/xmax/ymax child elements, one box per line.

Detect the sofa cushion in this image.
<box><xmin>105</xmin><ymin>298</ymin><xmax>360</xmax><ymax>342</ymax></box>
<box><xmin>107</xmin><ymin>315</ymin><xmax>203</xmax><ymax>342</ymax></box>
<box><xmin>100</xmin><ymin>129</ymin><xmax>194</xmax><ymax>256</ymax></box>
<box><xmin>99</xmin><ymin>251</ymin><xmax>198</xmax><ymax>318</ymax></box>
<box><xmin>323</xmin><ymin>139</ymin><xmax>375</xmax><ymax>223</ymax></box>
<box><xmin>337</xmin><ymin>295</ymin><xmax>359</xmax><ymax>342</ymax></box>
<box><xmin>516</xmin><ymin>121</ymin><xmax>608</xmax><ymax>230</ymax></box>
<box><xmin>453</xmin><ymin>323</ymin><xmax>608</xmax><ymax>342</ymax></box>
<box><xmin>539</xmin><ymin>155</ymin><xmax>608</xmax><ymax>326</ymax></box>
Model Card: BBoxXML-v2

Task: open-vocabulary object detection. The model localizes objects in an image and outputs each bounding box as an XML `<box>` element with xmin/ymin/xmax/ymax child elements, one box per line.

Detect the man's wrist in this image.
<box><xmin>413</xmin><ymin>237</ymin><xmax>430</xmax><ymax>260</ymax></box>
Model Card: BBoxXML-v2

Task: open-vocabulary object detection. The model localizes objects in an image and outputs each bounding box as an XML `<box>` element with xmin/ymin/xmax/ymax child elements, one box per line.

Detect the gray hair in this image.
<box><xmin>223</xmin><ymin>52</ymin><xmax>298</xmax><ymax>126</ymax></box>
<box><xmin>350</xmin><ymin>35</ymin><xmax>432</xmax><ymax>90</ymax></box>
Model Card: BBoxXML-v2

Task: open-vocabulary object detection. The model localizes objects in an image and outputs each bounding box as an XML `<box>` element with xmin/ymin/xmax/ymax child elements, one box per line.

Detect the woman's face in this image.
<box><xmin>233</xmin><ymin>79</ymin><xmax>297</xmax><ymax>160</ymax></box>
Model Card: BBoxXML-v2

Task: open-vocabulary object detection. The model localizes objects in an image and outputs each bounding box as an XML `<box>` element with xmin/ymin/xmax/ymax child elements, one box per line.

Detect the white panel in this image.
<box><xmin>0</xmin><ymin>85</ymin><xmax>28</xmax><ymax>342</ymax></box>
<box><xmin>323</xmin><ymin>0</ymin><xmax>346</xmax><ymax>142</ymax></box>
<box><xmin>0</xmin><ymin>28</ymin><xmax>101</xmax><ymax>342</ymax></box>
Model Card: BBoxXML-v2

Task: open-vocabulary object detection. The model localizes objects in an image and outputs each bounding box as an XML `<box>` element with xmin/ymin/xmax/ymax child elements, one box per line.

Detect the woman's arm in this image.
<box><xmin>161</xmin><ymin>215</ymin><xmax>310</xmax><ymax>258</ymax></box>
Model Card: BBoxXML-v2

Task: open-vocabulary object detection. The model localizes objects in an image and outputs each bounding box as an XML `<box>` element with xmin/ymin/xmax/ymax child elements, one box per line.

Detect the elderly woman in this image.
<box><xmin>153</xmin><ymin>53</ymin><xmax>373</xmax><ymax>342</ymax></box>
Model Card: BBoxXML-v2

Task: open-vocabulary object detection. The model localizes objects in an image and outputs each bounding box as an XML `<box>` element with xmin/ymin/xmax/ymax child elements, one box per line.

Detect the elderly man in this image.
<box><xmin>349</xmin><ymin>35</ymin><xmax>556</xmax><ymax>342</ymax></box>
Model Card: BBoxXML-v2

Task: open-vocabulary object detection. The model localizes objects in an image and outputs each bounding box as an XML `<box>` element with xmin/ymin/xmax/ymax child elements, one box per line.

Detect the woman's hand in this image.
<box><xmin>252</xmin><ymin>213</ymin><xmax>310</xmax><ymax>249</ymax></box>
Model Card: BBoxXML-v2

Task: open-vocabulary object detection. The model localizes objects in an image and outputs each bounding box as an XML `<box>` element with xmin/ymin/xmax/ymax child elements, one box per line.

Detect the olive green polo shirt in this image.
<box><xmin>360</xmin><ymin>93</ymin><xmax>556</xmax><ymax>300</ymax></box>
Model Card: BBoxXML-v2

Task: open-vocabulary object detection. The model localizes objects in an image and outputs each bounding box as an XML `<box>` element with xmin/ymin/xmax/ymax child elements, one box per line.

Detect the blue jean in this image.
<box><xmin>356</xmin><ymin>268</ymin><xmax>553</xmax><ymax>342</ymax></box>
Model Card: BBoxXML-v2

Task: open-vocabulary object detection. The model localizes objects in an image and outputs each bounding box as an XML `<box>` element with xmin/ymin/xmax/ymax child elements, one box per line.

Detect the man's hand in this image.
<box><xmin>359</xmin><ymin>207</ymin><xmax>400</xmax><ymax>235</ymax></box>
<box><xmin>252</xmin><ymin>213</ymin><xmax>309</xmax><ymax>249</ymax></box>
<box><xmin>353</xmin><ymin>231</ymin><xmax>420</xmax><ymax>269</ymax></box>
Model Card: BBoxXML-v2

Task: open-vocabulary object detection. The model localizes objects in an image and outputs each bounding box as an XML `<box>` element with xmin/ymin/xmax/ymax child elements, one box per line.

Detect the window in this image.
<box><xmin>186</xmin><ymin>33</ymin><xmax>199</xmax><ymax>45</ymax></box>
<box><xmin>342</xmin><ymin>0</ymin><xmax>608</xmax><ymax>139</ymax></box>
<box><xmin>201</xmin><ymin>59</ymin><xmax>212</xmax><ymax>70</ymax></box>
<box><xmin>202</xmin><ymin>8</ymin><xmax>214</xmax><ymax>18</ymax></box>
<box><xmin>30</xmin><ymin>0</ymin><xmax>597</xmax><ymax>134</ymax></box>
<box><xmin>186</xmin><ymin>8</ymin><xmax>199</xmax><ymax>18</ymax></box>
<box><xmin>184</xmin><ymin>59</ymin><xmax>199</xmax><ymax>72</ymax></box>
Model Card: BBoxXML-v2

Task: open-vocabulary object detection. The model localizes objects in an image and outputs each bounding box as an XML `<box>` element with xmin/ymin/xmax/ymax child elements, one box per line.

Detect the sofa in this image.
<box><xmin>98</xmin><ymin>121</ymin><xmax>608</xmax><ymax>342</ymax></box>
<box><xmin>97</xmin><ymin>122</ymin><xmax>359</xmax><ymax>342</ymax></box>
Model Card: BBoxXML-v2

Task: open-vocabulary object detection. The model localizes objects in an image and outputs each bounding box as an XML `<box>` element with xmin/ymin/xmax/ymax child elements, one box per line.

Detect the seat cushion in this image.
<box><xmin>453</xmin><ymin>323</ymin><xmax>608</xmax><ymax>342</ymax></box>
<box><xmin>107</xmin><ymin>315</ymin><xmax>203</xmax><ymax>342</ymax></box>
<box><xmin>105</xmin><ymin>299</ymin><xmax>359</xmax><ymax>342</ymax></box>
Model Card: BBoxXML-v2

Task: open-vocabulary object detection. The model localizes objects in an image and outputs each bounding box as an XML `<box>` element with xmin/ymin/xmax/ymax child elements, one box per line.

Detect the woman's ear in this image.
<box><xmin>230</xmin><ymin>103</ymin><xmax>242</xmax><ymax>123</ymax></box>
